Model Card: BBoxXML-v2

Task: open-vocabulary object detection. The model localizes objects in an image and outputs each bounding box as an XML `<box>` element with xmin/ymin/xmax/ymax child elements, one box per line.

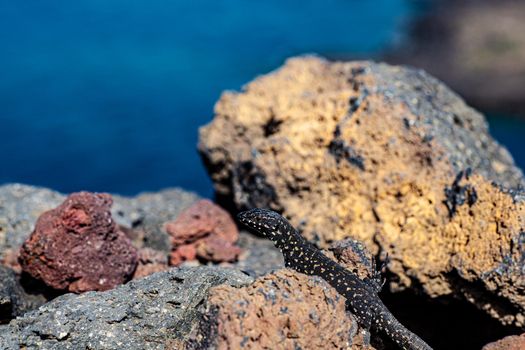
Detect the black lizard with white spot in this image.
<box><xmin>238</xmin><ymin>208</ymin><xmax>433</xmax><ymax>350</ymax></box>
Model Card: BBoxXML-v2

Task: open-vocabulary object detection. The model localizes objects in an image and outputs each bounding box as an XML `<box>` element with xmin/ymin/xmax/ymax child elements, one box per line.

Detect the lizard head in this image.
<box><xmin>237</xmin><ymin>208</ymin><xmax>295</xmax><ymax>245</ymax></box>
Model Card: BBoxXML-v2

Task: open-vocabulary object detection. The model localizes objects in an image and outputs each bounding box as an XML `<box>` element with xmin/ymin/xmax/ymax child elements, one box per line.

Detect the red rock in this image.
<box><xmin>18</xmin><ymin>192</ymin><xmax>138</xmax><ymax>293</ymax></box>
<box><xmin>132</xmin><ymin>248</ymin><xmax>168</xmax><ymax>279</ymax></box>
<box><xmin>195</xmin><ymin>235</ymin><xmax>242</xmax><ymax>263</ymax></box>
<box><xmin>165</xmin><ymin>199</ymin><xmax>241</xmax><ymax>265</ymax></box>
<box><xmin>169</xmin><ymin>244</ymin><xmax>197</xmax><ymax>266</ymax></box>
<box><xmin>165</xmin><ymin>199</ymin><xmax>237</xmax><ymax>244</ymax></box>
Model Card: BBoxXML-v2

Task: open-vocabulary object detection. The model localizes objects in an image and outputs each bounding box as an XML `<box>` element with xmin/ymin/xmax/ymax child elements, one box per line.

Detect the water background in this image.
<box><xmin>0</xmin><ymin>1</ymin><xmax>522</xmax><ymax>197</ymax></box>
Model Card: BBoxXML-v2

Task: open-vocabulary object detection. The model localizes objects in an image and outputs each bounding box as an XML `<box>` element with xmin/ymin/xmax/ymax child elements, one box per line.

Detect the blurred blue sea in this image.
<box><xmin>0</xmin><ymin>1</ymin><xmax>523</xmax><ymax>197</ymax></box>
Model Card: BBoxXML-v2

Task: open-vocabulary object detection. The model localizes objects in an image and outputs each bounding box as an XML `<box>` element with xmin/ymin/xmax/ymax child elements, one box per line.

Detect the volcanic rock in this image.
<box><xmin>0</xmin><ymin>266</ymin><xmax>46</xmax><ymax>323</ymax></box>
<box><xmin>0</xmin><ymin>267</ymin><xmax>252</xmax><ymax>350</ymax></box>
<box><xmin>199</xmin><ymin>56</ymin><xmax>525</xmax><ymax>326</ymax></box>
<box><xmin>0</xmin><ymin>184</ymin><xmax>65</xmax><ymax>273</ymax></box>
<box><xmin>111</xmin><ymin>188</ymin><xmax>200</xmax><ymax>253</ymax></box>
<box><xmin>132</xmin><ymin>248</ymin><xmax>169</xmax><ymax>280</ymax></box>
<box><xmin>483</xmin><ymin>333</ymin><xmax>525</xmax><ymax>350</ymax></box>
<box><xmin>18</xmin><ymin>192</ymin><xmax>138</xmax><ymax>292</ymax></box>
<box><xmin>202</xmin><ymin>269</ymin><xmax>367</xmax><ymax>349</ymax></box>
<box><xmin>165</xmin><ymin>199</ymin><xmax>242</xmax><ymax>265</ymax></box>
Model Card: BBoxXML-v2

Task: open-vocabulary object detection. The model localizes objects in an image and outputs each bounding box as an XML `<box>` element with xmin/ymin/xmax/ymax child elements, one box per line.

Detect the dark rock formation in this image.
<box><xmin>199</xmin><ymin>56</ymin><xmax>525</xmax><ymax>327</ymax></box>
<box><xmin>18</xmin><ymin>192</ymin><xmax>138</xmax><ymax>292</ymax></box>
<box><xmin>0</xmin><ymin>267</ymin><xmax>252</xmax><ymax>350</ymax></box>
<box><xmin>0</xmin><ymin>266</ymin><xmax>46</xmax><ymax>324</ymax></box>
<box><xmin>165</xmin><ymin>199</ymin><xmax>242</xmax><ymax>265</ymax></box>
<box><xmin>386</xmin><ymin>0</ymin><xmax>525</xmax><ymax>115</ymax></box>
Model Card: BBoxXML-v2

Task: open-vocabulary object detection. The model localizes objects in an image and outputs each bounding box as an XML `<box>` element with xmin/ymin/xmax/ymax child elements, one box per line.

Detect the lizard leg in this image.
<box><xmin>367</xmin><ymin>253</ymin><xmax>389</xmax><ymax>293</ymax></box>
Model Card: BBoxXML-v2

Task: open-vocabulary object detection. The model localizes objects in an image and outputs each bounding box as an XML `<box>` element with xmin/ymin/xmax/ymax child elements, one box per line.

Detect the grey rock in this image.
<box><xmin>0</xmin><ymin>266</ymin><xmax>46</xmax><ymax>323</ymax></box>
<box><xmin>0</xmin><ymin>184</ymin><xmax>65</xmax><ymax>260</ymax></box>
<box><xmin>0</xmin><ymin>267</ymin><xmax>253</xmax><ymax>350</ymax></box>
<box><xmin>112</xmin><ymin>189</ymin><xmax>200</xmax><ymax>252</ymax></box>
<box><xmin>233</xmin><ymin>231</ymin><xmax>284</xmax><ymax>277</ymax></box>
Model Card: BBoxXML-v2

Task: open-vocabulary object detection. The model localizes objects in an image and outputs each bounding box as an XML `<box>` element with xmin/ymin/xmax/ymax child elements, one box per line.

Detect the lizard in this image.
<box><xmin>237</xmin><ymin>208</ymin><xmax>433</xmax><ymax>350</ymax></box>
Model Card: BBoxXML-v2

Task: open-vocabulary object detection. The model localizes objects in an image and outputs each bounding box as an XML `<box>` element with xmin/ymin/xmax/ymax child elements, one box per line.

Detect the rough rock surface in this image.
<box><xmin>233</xmin><ymin>231</ymin><xmax>284</xmax><ymax>277</ymax></box>
<box><xmin>328</xmin><ymin>238</ymin><xmax>382</xmax><ymax>284</ymax></box>
<box><xmin>166</xmin><ymin>199</ymin><xmax>242</xmax><ymax>265</ymax></box>
<box><xmin>0</xmin><ymin>266</ymin><xmax>46</xmax><ymax>323</ymax></box>
<box><xmin>203</xmin><ymin>269</ymin><xmax>366</xmax><ymax>350</ymax></box>
<box><xmin>0</xmin><ymin>267</ymin><xmax>252</xmax><ymax>350</ymax></box>
<box><xmin>18</xmin><ymin>192</ymin><xmax>138</xmax><ymax>292</ymax></box>
<box><xmin>199</xmin><ymin>56</ymin><xmax>525</xmax><ymax>326</ymax></box>
<box><xmin>132</xmin><ymin>248</ymin><xmax>169</xmax><ymax>280</ymax></box>
<box><xmin>0</xmin><ymin>183</ymin><xmax>279</xmax><ymax>280</ymax></box>
<box><xmin>112</xmin><ymin>189</ymin><xmax>200</xmax><ymax>253</ymax></box>
<box><xmin>483</xmin><ymin>333</ymin><xmax>525</xmax><ymax>350</ymax></box>
<box><xmin>0</xmin><ymin>184</ymin><xmax>200</xmax><ymax>269</ymax></box>
<box><xmin>387</xmin><ymin>0</ymin><xmax>525</xmax><ymax>115</ymax></box>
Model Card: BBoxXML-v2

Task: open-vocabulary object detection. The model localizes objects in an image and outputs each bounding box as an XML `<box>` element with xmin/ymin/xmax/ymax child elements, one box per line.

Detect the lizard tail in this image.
<box><xmin>374</xmin><ymin>302</ymin><xmax>434</xmax><ymax>350</ymax></box>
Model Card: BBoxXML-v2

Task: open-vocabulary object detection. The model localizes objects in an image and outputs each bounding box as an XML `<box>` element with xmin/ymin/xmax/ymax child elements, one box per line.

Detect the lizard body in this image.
<box><xmin>238</xmin><ymin>208</ymin><xmax>433</xmax><ymax>350</ymax></box>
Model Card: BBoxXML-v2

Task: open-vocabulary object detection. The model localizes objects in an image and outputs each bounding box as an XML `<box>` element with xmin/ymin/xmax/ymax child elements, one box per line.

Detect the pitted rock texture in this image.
<box><xmin>165</xmin><ymin>199</ymin><xmax>242</xmax><ymax>265</ymax></box>
<box><xmin>482</xmin><ymin>333</ymin><xmax>525</xmax><ymax>350</ymax></box>
<box><xmin>0</xmin><ymin>267</ymin><xmax>253</xmax><ymax>350</ymax></box>
<box><xmin>204</xmin><ymin>269</ymin><xmax>367</xmax><ymax>350</ymax></box>
<box><xmin>18</xmin><ymin>192</ymin><xmax>138</xmax><ymax>292</ymax></box>
<box><xmin>199</xmin><ymin>56</ymin><xmax>525</xmax><ymax>327</ymax></box>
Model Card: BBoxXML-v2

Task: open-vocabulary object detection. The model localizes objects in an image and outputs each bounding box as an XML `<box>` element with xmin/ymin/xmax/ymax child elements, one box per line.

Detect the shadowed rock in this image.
<box><xmin>0</xmin><ymin>266</ymin><xmax>46</xmax><ymax>324</ymax></box>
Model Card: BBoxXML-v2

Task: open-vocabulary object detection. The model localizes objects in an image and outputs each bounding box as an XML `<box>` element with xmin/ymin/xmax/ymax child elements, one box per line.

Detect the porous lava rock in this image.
<box><xmin>0</xmin><ymin>184</ymin><xmax>280</xmax><ymax>281</ymax></box>
<box><xmin>165</xmin><ymin>199</ymin><xmax>242</xmax><ymax>265</ymax></box>
<box><xmin>0</xmin><ymin>267</ymin><xmax>252</xmax><ymax>350</ymax></box>
<box><xmin>483</xmin><ymin>333</ymin><xmax>525</xmax><ymax>350</ymax></box>
<box><xmin>18</xmin><ymin>192</ymin><xmax>138</xmax><ymax>292</ymax></box>
<box><xmin>202</xmin><ymin>269</ymin><xmax>368</xmax><ymax>350</ymax></box>
<box><xmin>199</xmin><ymin>56</ymin><xmax>525</xmax><ymax>327</ymax></box>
